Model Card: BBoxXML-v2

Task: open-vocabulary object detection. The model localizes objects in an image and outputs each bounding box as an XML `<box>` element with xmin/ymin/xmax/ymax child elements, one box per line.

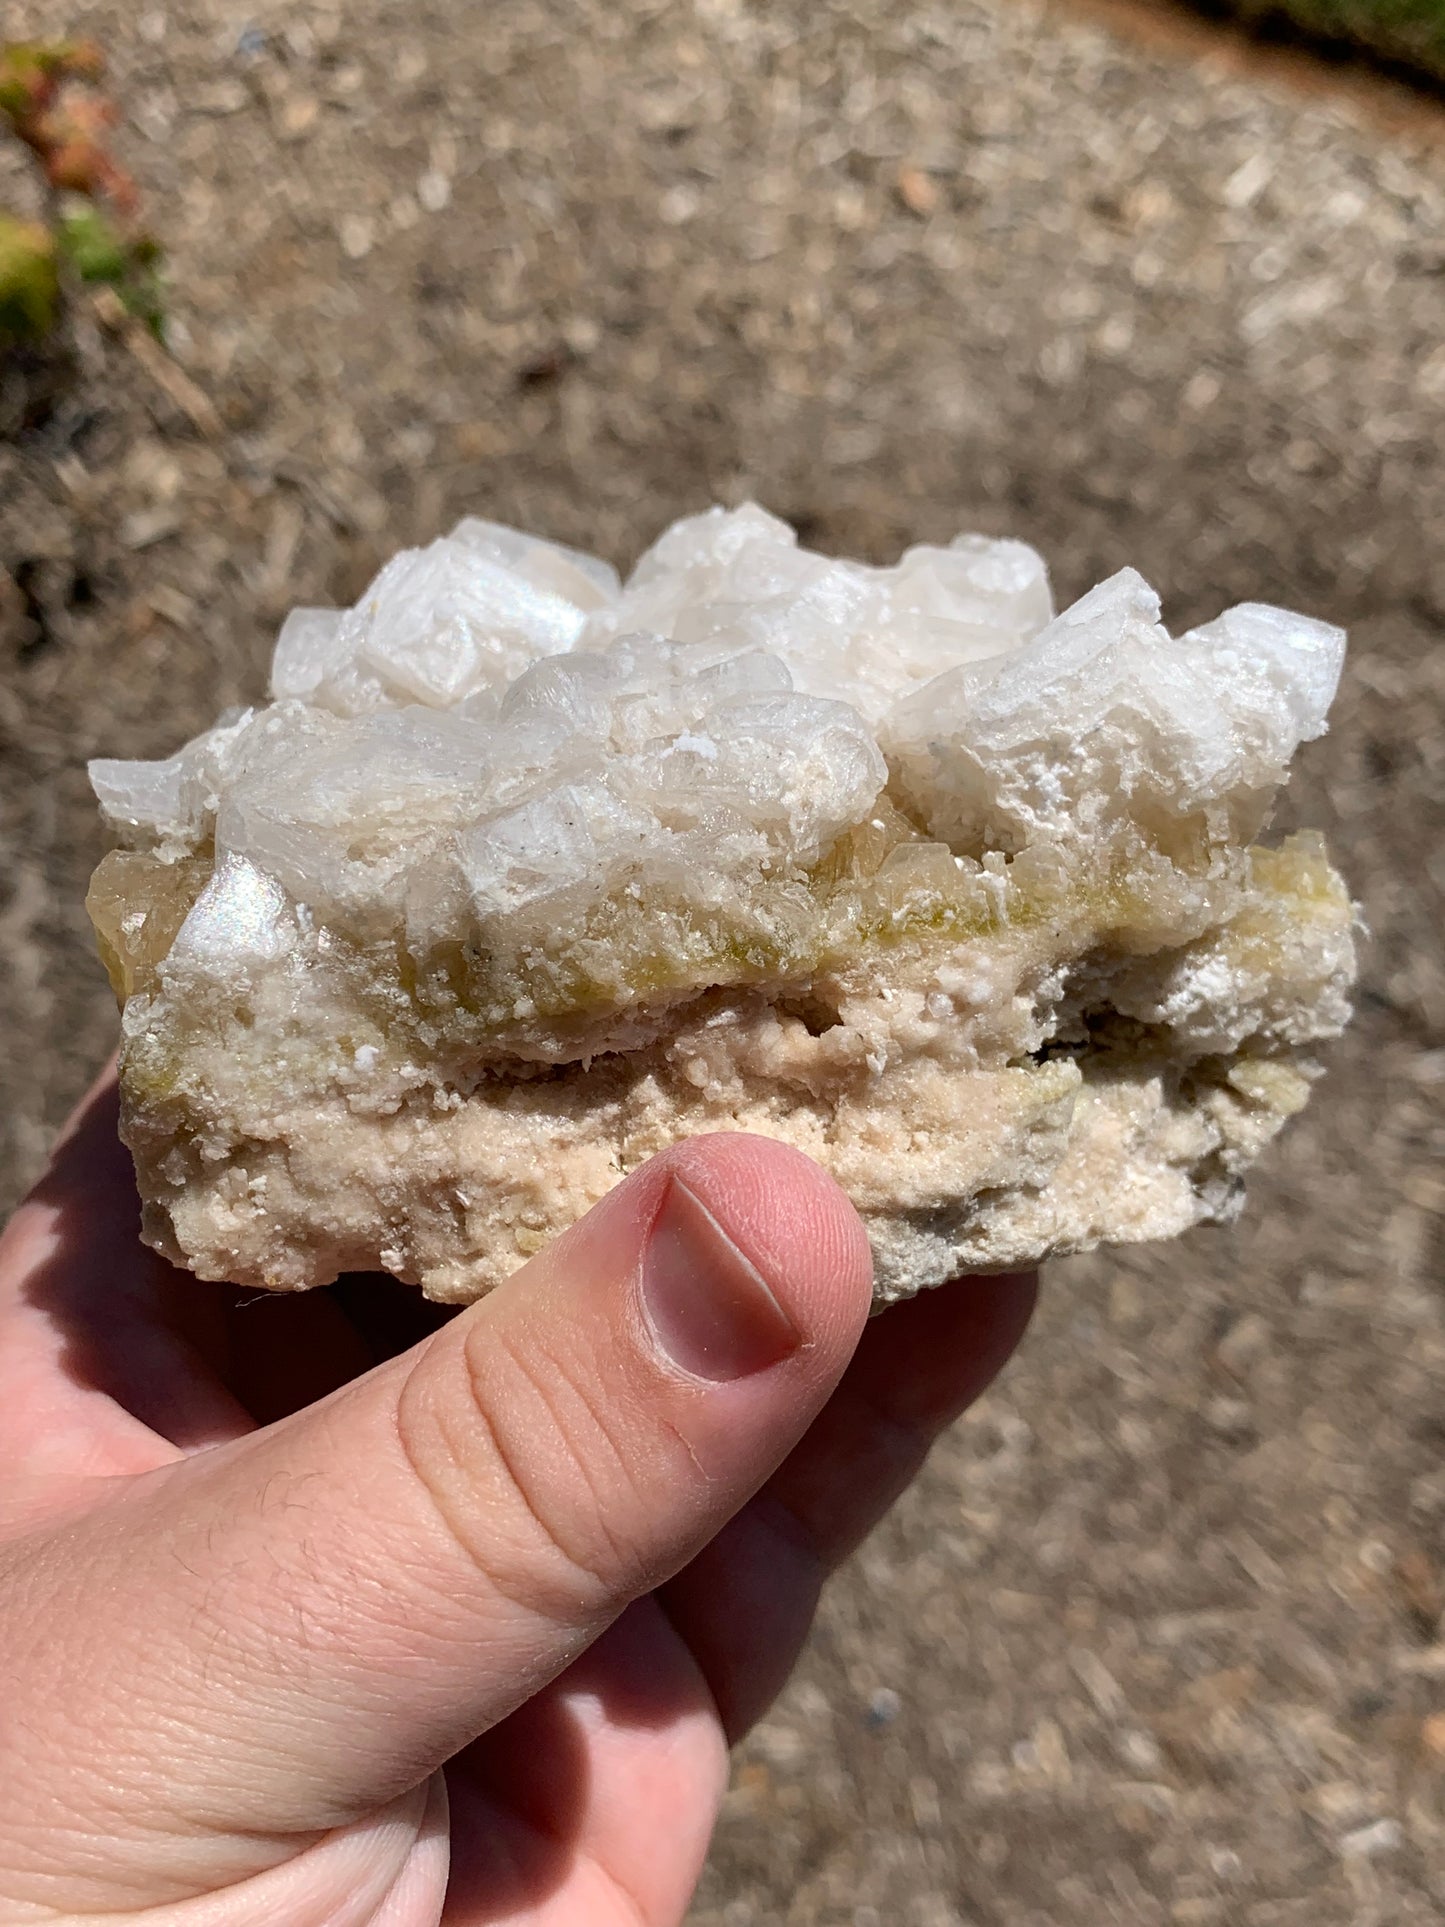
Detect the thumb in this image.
<box><xmin>1</xmin><ymin>1134</ymin><xmax>872</xmax><ymax>1907</ymax></box>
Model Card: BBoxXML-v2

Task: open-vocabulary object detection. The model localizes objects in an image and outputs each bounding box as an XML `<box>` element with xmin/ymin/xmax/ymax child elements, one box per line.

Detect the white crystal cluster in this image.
<box><xmin>87</xmin><ymin>504</ymin><xmax>1355</xmax><ymax>1306</ymax></box>
<box><xmin>96</xmin><ymin>641</ymin><xmax>885</xmax><ymax>947</ymax></box>
<box><xmin>888</xmin><ymin>568</ymin><xmax>1346</xmax><ymax>854</ymax></box>
<box><xmin>91</xmin><ymin>503</ymin><xmax>1344</xmax><ymax>967</ymax></box>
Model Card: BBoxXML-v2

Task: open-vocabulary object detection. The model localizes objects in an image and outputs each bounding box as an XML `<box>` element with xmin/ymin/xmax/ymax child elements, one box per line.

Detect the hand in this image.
<box><xmin>0</xmin><ymin>1072</ymin><xmax>1035</xmax><ymax>1925</ymax></box>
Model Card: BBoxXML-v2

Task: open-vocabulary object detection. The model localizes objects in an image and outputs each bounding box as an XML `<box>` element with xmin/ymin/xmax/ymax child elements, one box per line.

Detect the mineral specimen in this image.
<box><xmin>87</xmin><ymin>505</ymin><xmax>1355</xmax><ymax>1303</ymax></box>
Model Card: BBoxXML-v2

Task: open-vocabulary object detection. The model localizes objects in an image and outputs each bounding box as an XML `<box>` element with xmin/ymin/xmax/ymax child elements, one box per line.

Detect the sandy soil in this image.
<box><xmin>0</xmin><ymin>1</ymin><xmax>1442</xmax><ymax>1920</ymax></box>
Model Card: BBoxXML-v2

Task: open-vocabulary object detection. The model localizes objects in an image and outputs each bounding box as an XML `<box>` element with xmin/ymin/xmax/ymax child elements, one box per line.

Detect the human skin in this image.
<box><xmin>0</xmin><ymin>1072</ymin><xmax>1035</xmax><ymax>1925</ymax></box>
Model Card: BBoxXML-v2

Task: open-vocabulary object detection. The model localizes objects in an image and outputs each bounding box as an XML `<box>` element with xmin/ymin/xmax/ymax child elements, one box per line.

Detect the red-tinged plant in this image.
<box><xmin>0</xmin><ymin>38</ymin><xmax>163</xmax><ymax>348</ymax></box>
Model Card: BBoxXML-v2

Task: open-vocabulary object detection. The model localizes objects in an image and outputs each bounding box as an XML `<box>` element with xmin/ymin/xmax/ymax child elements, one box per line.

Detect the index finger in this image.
<box><xmin>658</xmin><ymin>1268</ymin><xmax>1039</xmax><ymax>1738</ymax></box>
<box><xmin>0</xmin><ymin>1069</ymin><xmax>233</xmax><ymax>1477</ymax></box>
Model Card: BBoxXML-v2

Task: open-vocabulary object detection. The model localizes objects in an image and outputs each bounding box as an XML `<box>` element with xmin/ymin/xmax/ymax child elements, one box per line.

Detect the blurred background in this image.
<box><xmin>1</xmin><ymin>2</ymin><xmax>1442</xmax><ymax>1921</ymax></box>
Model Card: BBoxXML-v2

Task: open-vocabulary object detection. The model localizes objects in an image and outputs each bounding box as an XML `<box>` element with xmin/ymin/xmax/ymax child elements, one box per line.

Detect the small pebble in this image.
<box><xmin>1340</xmin><ymin>1818</ymin><xmax>1403</xmax><ymax>1859</ymax></box>
<box><xmin>865</xmin><ymin>1688</ymin><xmax>901</xmax><ymax>1729</ymax></box>
<box><xmin>895</xmin><ymin>164</ymin><xmax>939</xmax><ymax>217</ymax></box>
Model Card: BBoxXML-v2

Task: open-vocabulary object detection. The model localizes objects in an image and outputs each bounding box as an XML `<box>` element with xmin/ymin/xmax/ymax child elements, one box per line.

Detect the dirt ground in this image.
<box><xmin>1</xmin><ymin>0</ymin><xmax>1442</xmax><ymax>1921</ymax></box>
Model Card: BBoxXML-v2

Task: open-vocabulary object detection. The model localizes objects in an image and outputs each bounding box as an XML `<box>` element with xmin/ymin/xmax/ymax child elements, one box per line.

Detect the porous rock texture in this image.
<box><xmin>87</xmin><ymin>506</ymin><xmax>1355</xmax><ymax>1303</ymax></box>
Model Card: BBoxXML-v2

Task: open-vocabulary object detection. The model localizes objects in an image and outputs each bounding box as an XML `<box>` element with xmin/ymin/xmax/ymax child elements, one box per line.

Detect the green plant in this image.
<box><xmin>1204</xmin><ymin>0</ymin><xmax>1445</xmax><ymax>82</ymax></box>
<box><xmin>0</xmin><ymin>38</ymin><xmax>164</xmax><ymax>349</ymax></box>
<box><xmin>0</xmin><ymin>213</ymin><xmax>58</xmax><ymax>342</ymax></box>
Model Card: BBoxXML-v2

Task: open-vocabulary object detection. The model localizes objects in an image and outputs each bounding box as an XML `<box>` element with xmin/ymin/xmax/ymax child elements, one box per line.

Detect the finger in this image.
<box><xmin>423</xmin><ymin>1276</ymin><xmax>1036</xmax><ymax>1926</ymax></box>
<box><xmin>442</xmin><ymin>1597</ymin><xmax>725</xmax><ymax>1927</ymax></box>
<box><xmin>0</xmin><ymin>1074</ymin><xmax>430</xmax><ymax>1474</ymax></box>
<box><xmin>0</xmin><ymin>1072</ymin><xmax>253</xmax><ymax>1475</ymax></box>
<box><xmin>0</xmin><ymin>1134</ymin><xmax>873</xmax><ymax>1916</ymax></box>
<box><xmin>432</xmin><ymin>1278</ymin><xmax>1034</xmax><ymax>1922</ymax></box>
<box><xmin>659</xmin><ymin>1269</ymin><xmax>1038</xmax><ymax>1737</ymax></box>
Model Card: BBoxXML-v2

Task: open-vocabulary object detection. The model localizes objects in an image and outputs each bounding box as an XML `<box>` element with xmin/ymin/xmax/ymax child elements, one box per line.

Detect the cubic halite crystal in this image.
<box><xmin>87</xmin><ymin>505</ymin><xmax>1355</xmax><ymax>1302</ymax></box>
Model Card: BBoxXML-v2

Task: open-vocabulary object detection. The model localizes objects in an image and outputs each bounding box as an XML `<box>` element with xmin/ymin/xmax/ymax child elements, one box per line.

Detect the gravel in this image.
<box><xmin>1</xmin><ymin>1</ymin><xmax>1442</xmax><ymax>1921</ymax></box>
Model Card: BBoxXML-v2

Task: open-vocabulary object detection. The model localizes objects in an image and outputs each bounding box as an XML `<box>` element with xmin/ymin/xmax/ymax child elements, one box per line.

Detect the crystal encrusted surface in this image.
<box><xmin>87</xmin><ymin>505</ymin><xmax>1356</xmax><ymax>1301</ymax></box>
